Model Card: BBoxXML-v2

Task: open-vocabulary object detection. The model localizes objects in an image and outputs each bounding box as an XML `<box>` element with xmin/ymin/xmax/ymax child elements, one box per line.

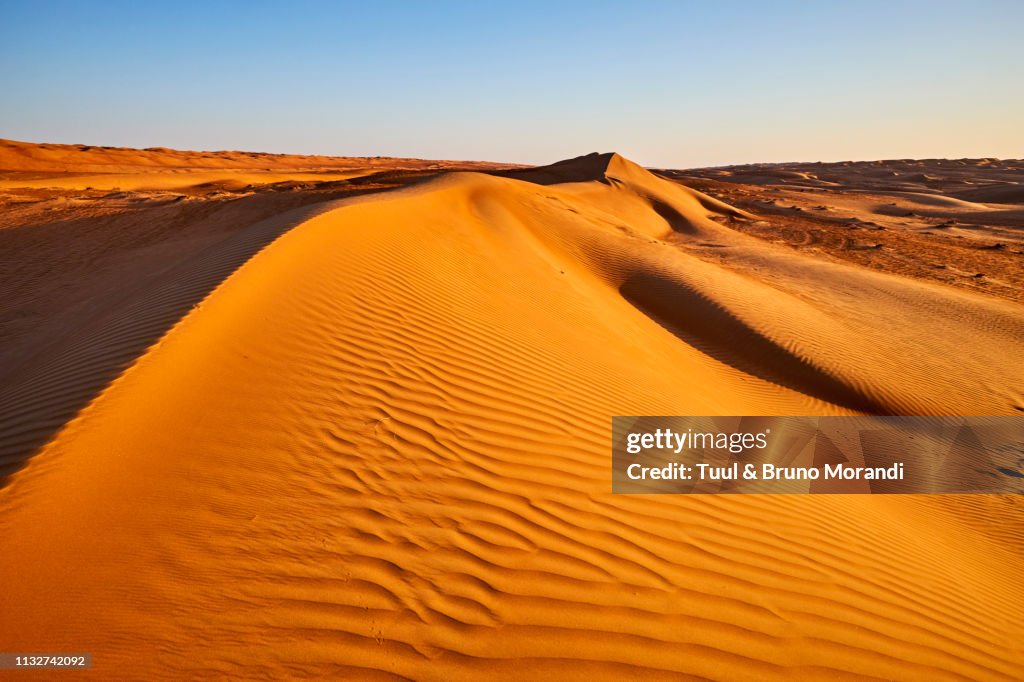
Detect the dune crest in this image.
<box><xmin>1</xmin><ymin>152</ymin><xmax>1023</xmax><ymax>678</ymax></box>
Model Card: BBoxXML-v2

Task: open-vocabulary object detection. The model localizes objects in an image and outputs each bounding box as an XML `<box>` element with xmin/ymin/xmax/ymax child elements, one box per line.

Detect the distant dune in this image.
<box><xmin>670</xmin><ymin>157</ymin><xmax>1024</xmax><ymax>304</ymax></box>
<box><xmin>0</xmin><ymin>137</ymin><xmax>512</xmax><ymax>173</ymax></box>
<box><xmin>0</xmin><ymin>137</ymin><xmax>516</xmax><ymax>191</ymax></box>
<box><xmin>1</xmin><ymin>142</ymin><xmax>1022</xmax><ymax>679</ymax></box>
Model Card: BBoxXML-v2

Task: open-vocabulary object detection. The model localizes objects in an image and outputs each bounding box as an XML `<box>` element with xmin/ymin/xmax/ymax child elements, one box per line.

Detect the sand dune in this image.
<box><xmin>1</xmin><ymin>146</ymin><xmax>1023</xmax><ymax>678</ymax></box>
<box><xmin>0</xmin><ymin>170</ymin><xmax>375</xmax><ymax>192</ymax></box>
<box><xmin>0</xmin><ymin>137</ymin><xmax>517</xmax><ymax>193</ymax></box>
<box><xmin>0</xmin><ymin>137</ymin><xmax>509</xmax><ymax>173</ymax></box>
<box><xmin>0</xmin><ymin>145</ymin><xmax>512</xmax><ymax>477</ymax></box>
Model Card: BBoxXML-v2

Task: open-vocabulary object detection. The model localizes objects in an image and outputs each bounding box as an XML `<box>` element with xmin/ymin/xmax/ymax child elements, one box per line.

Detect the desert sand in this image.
<box><xmin>1</xmin><ymin>140</ymin><xmax>1023</xmax><ymax>679</ymax></box>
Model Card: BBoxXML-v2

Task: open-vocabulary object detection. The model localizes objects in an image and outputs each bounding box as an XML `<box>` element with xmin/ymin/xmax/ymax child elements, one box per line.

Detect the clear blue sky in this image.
<box><xmin>1</xmin><ymin>1</ymin><xmax>1021</xmax><ymax>167</ymax></box>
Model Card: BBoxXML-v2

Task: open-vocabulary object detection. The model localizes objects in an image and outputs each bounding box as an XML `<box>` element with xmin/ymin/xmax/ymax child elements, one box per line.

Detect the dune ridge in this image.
<box><xmin>0</xmin><ymin>151</ymin><xmax>1022</xmax><ymax>678</ymax></box>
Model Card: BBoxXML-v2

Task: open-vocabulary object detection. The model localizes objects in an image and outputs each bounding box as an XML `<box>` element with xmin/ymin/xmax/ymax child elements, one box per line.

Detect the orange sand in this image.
<box><xmin>0</xmin><ymin>143</ymin><xmax>1022</xmax><ymax>679</ymax></box>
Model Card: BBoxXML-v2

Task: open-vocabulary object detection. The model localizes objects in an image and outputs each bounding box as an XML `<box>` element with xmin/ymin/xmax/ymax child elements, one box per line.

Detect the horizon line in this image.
<box><xmin>3</xmin><ymin>136</ymin><xmax>1021</xmax><ymax>171</ymax></box>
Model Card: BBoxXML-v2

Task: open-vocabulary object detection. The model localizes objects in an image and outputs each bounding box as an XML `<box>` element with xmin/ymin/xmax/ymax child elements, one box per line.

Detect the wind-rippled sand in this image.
<box><xmin>1</xmin><ymin>141</ymin><xmax>1023</xmax><ymax>679</ymax></box>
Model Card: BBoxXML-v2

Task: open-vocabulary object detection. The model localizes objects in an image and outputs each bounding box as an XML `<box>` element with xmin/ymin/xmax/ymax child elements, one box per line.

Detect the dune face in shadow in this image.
<box><xmin>1</xmin><ymin>144</ymin><xmax>1023</xmax><ymax>679</ymax></box>
<box><xmin>617</xmin><ymin>271</ymin><xmax>890</xmax><ymax>414</ymax></box>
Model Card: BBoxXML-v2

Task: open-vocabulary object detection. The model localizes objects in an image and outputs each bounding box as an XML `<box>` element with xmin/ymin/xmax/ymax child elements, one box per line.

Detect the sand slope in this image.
<box><xmin>1</xmin><ymin>152</ymin><xmax>1023</xmax><ymax>679</ymax></box>
<box><xmin>0</xmin><ymin>144</ymin><xmax>512</xmax><ymax>477</ymax></box>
